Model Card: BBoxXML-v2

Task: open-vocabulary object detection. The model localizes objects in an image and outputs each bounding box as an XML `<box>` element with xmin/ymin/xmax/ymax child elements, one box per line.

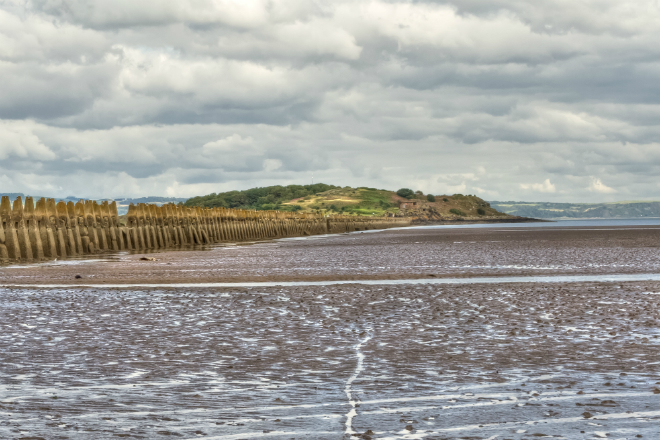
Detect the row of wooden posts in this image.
<box><xmin>0</xmin><ymin>196</ymin><xmax>410</xmax><ymax>263</ymax></box>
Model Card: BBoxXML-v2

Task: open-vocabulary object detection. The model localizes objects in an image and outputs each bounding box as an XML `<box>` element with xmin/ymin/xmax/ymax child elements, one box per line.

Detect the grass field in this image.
<box><xmin>283</xmin><ymin>186</ymin><xmax>507</xmax><ymax>218</ymax></box>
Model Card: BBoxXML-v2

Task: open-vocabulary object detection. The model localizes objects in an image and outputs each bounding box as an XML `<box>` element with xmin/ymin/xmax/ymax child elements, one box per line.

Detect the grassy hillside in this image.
<box><xmin>184</xmin><ymin>184</ymin><xmax>337</xmax><ymax>211</ymax></box>
<box><xmin>490</xmin><ymin>200</ymin><xmax>660</xmax><ymax>219</ymax></box>
<box><xmin>282</xmin><ymin>186</ymin><xmax>508</xmax><ymax>218</ymax></box>
<box><xmin>185</xmin><ymin>184</ymin><xmax>511</xmax><ymax>219</ymax></box>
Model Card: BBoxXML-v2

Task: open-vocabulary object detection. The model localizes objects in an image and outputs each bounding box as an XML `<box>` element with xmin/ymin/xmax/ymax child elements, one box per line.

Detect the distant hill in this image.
<box><xmin>185</xmin><ymin>184</ymin><xmax>512</xmax><ymax>219</ymax></box>
<box><xmin>112</xmin><ymin>197</ymin><xmax>189</xmax><ymax>215</ymax></box>
<box><xmin>1</xmin><ymin>193</ymin><xmax>81</xmax><ymax>204</ymax></box>
<box><xmin>490</xmin><ymin>201</ymin><xmax>660</xmax><ymax>219</ymax></box>
<box><xmin>114</xmin><ymin>197</ymin><xmax>189</xmax><ymax>204</ymax></box>
<box><xmin>0</xmin><ymin>193</ymin><xmax>26</xmax><ymax>201</ymax></box>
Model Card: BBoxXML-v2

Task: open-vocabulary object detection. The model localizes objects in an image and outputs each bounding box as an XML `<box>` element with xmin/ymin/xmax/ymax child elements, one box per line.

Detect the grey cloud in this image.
<box><xmin>1</xmin><ymin>0</ymin><xmax>659</xmax><ymax>202</ymax></box>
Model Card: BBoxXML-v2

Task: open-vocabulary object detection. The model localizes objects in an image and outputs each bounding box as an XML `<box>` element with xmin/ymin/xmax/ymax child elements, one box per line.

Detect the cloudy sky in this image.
<box><xmin>1</xmin><ymin>0</ymin><xmax>659</xmax><ymax>202</ymax></box>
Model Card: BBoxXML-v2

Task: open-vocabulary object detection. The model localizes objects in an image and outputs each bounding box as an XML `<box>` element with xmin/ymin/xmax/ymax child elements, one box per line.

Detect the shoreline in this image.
<box><xmin>410</xmin><ymin>216</ymin><xmax>547</xmax><ymax>225</ymax></box>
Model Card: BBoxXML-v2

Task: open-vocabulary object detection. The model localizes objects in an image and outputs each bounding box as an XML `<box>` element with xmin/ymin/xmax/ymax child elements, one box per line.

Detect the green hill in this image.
<box><xmin>185</xmin><ymin>184</ymin><xmax>511</xmax><ymax>219</ymax></box>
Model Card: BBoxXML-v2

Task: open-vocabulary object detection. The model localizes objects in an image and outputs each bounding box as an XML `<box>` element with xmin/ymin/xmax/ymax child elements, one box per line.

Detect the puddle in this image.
<box><xmin>6</xmin><ymin>272</ymin><xmax>660</xmax><ymax>288</ymax></box>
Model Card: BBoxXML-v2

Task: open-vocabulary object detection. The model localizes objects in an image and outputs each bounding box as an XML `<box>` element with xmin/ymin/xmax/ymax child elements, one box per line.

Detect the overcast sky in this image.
<box><xmin>1</xmin><ymin>0</ymin><xmax>659</xmax><ymax>202</ymax></box>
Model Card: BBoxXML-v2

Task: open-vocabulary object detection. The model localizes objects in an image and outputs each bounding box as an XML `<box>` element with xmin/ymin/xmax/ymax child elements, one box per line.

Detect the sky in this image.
<box><xmin>1</xmin><ymin>0</ymin><xmax>659</xmax><ymax>202</ymax></box>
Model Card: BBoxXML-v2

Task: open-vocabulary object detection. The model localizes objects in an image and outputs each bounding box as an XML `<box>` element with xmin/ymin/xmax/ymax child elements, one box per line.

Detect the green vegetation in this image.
<box><xmin>184</xmin><ymin>183</ymin><xmax>508</xmax><ymax>218</ymax></box>
<box><xmin>326</xmin><ymin>187</ymin><xmax>397</xmax><ymax>215</ymax></box>
<box><xmin>396</xmin><ymin>188</ymin><xmax>415</xmax><ymax>199</ymax></box>
<box><xmin>184</xmin><ymin>183</ymin><xmax>337</xmax><ymax>211</ymax></box>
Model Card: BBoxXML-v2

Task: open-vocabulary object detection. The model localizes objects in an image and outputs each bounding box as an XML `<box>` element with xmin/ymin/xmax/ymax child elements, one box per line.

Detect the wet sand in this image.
<box><xmin>2</xmin><ymin>224</ymin><xmax>660</xmax><ymax>285</ymax></box>
<box><xmin>1</xmin><ymin>224</ymin><xmax>660</xmax><ymax>439</ymax></box>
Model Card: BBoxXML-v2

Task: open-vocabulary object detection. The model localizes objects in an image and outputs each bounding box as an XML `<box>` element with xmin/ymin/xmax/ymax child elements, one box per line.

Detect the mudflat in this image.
<box><xmin>2</xmin><ymin>223</ymin><xmax>660</xmax><ymax>284</ymax></box>
<box><xmin>1</xmin><ymin>223</ymin><xmax>660</xmax><ymax>439</ymax></box>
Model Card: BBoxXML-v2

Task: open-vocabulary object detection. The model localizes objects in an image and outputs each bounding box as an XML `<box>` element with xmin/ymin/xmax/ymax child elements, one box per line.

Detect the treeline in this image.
<box><xmin>184</xmin><ymin>183</ymin><xmax>338</xmax><ymax>211</ymax></box>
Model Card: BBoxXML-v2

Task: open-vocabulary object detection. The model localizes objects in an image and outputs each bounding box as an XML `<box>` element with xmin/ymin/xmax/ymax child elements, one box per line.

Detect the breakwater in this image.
<box><xmin>0</xmin><ymin>196</ymin><xmax>410</xmax><ymax>263</ymax></box>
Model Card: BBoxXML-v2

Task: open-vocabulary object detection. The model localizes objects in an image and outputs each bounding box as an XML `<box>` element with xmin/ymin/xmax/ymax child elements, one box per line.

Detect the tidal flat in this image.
<box><xmin>1</xmin><ymin>221</ymin><xmax>660</xmax><ymax>439</ymax></box>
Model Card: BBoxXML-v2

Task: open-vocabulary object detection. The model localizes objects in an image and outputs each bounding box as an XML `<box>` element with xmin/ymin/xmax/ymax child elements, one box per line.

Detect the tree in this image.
<box><xmin>427</xmin><ymin>194</ymin><xmax>436</xmax><ymax>202</ymax></box>
<box><xmin>396</xmin><ymin>188</ymin><xmax>415</xmax><ymax>199</ymax></box>
<box><xmin>184</xmin><ymin>183</ymin><xmax>337</xmax><ymax>210</ymax></box>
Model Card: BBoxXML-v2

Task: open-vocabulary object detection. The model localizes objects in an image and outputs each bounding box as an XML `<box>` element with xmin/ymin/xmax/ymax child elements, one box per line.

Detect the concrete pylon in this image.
<box><xmin>25</xmin><ymin>197</ymin><xmax>45</xmax><ymax>260</ymax></box>
<box><xmin>91</xmin><ymin>202</ymin><xmax>107</xmax><ymax>251</ymax></box>
<box><xmin>1</xmin><ymin>196</ymin><xmax>20</xmax><ymax>260</ymax></box>
<box><xmin>100</xmin><ymin>201</ymin><xmax>117</xmax><ymax>251</ymax></box>
<box><xmin>45</xmin><ymin>199</ymin><xmax>66</xmax><ymax>258</ymax></box>
<box><xmin>75</xmin><ymin>201</ymin><xmax>92</xmax><ymax>253</ymax></box>
<box><xmin>108</xmin><ymin>201</ymin><xmax>123</xmax><ymax>250</ymax></box>
<box><xmin>12</xmin><ymin>197</ymin><xmax>33</xmax><ymax>260</ymax></box>
<box><xmin>126</xmin><ymin>204</ymin><xmax>141</xmax><ymax>249</ymax></box>
<box><xmin>57</xmin><ymin>201</ymin><xmax>77</xmax><ymax>256</ymax></box>
<box><xmin>83</xmin><ymin>200</ymin><xmax>100</xmax><ymax>251</ymax></box>
<box><xmin>0</xmin><ymin>212</ymin><xmax>7</xmax><ymax>262</ymax></box>
<box><xmin>67</xmin><ymin>201</ymin><xmax>84</xmax><ymax>254</ymax></box>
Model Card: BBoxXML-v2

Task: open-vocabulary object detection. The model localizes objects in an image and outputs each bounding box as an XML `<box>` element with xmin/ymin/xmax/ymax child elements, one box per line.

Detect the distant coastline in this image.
<box><xmin>490</xmin><ymin>200</ymin><xmax>660</xmax><ymax>219</ymax></box>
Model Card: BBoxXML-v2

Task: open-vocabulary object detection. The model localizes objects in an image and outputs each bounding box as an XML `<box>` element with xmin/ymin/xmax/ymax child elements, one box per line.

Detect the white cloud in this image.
<box><xmin>520</xmin><ymin>179</ymin><xmax>557</xmax><ymax>193</ymax></box>
<box><xmin>588</xmin><ymin>177</ymin><xmax>617</xmax><ymax>193</ymax></box>
<box><xmin>0</xmin><ymin>120</ymin><xmax>56</xmax><ymax>160</ymax></box>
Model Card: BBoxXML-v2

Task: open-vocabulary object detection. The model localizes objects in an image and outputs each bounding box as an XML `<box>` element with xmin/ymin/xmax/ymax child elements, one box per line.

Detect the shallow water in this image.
<box><xmin>409</xmin><ymin>217</ymin><xmax>660</xmax><ymax>229</ymax></box>
<box><xmin>7</xmin><ymin>272</ymin><xmax>660</xmax><ymax>289</ymax></box>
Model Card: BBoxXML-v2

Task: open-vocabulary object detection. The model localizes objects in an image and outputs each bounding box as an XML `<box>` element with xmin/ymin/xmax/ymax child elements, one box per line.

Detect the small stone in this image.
<box><xmin>582</xmin><ymin>411</ymin><xmax>592</xmax><ymax>419</ymax></box>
